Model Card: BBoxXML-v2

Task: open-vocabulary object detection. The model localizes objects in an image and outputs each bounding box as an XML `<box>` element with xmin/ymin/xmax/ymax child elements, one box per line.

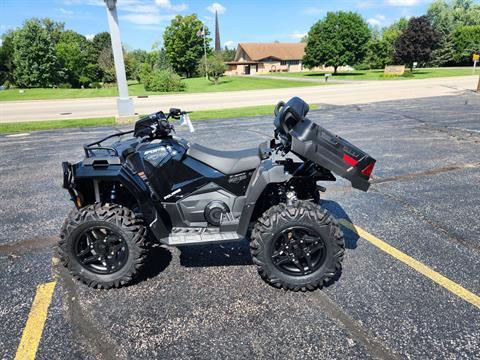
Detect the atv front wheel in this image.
<box><xmin>58</xmin><ymin>203</ymin><xmax>147</xmax><ymax>289</ymax></box>
<box><xmin>250</xmin><ymin>201</ymin><xmax>344</xmax><ymax>291</ymax></box>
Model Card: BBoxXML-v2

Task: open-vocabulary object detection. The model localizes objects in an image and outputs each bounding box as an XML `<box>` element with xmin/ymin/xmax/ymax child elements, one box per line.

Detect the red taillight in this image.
<box><xmin>343</xmin><ymin>154</ymin><xmax>358</xmax><ymax>166</ymax></box>
<box><xmin>361</xmin><ymin>162</ymin><xmax>375</xmax><ymax>177</ymax></box>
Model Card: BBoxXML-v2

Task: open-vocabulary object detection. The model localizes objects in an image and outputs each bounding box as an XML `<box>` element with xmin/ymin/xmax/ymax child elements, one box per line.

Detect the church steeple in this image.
<box><xmin>215</xmin><ymin>10</ymin><xmax>221</xmax><ymax>52</ymax></box>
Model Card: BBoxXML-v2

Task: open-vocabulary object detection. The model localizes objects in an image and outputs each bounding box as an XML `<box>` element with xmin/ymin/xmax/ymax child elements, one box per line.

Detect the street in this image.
<box><xmin>1</xmin><ymin>75</ymin><xmax>478</xmax><ymax>123</ymax></box>
<box><xmin>0</xmin><ymin>92</ymin><xmax>479</xmax><ymax>359</ymax></box>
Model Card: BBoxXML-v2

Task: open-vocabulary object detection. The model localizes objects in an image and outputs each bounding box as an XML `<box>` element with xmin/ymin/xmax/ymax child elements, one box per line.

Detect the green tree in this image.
<box><xmin>90</xmin><ymin>32</ymin><xmax>111</xmax><ymax>60</ymax></box>
<box><xmin>98</xmin><ymin>46</ymin><xmax>115</xmax><ymax>83</ymax></box>
<box><xmin>12</xmin><ymin>18</ymin><xmax>60</xmax><ymax>87</ymax></box>
<box><xmin>88</xmin><ymin>32</ymin><xmax>112</xmax><ymax>82</ymax></box>
<box><xmin>394</xmin><ymin>16</ymin><xmax>440</xmax><ymax>70</ymax></box>
<box><xmin>428</xmin><ymin>0</ymin><xmax>480</xmax><ymax>65</ymax></box>
<box><xmin>220</xmin><ymin>46</ymin><xmax>236</xmax><ymax>61</ymax></box>
<box><xmin>383</xmin><ymin>18</ymin><xmax>409</xmax><ymax>44</ymax></box>
<box><xmin>197</xmin><ymin>53</ymin><xmax>226</xmax><ymax>84</ymax></box>
<box><xmin>55</xmin><ymin>30</ymin><xmax>89</xmax><ymax>87</ymax></box>
<box><xmin>365</xmin><ymin>38</ymin><xmax>393</xmax><ymax>69</ymax></box>
<box><xmin>453</xmin><ymin>25</ymin><xmax>480</xmax><ymax>63</ymax></box>
<box><xmin>0</xmin><ymin>30</ymin><xmax>17</xmax><ymax>85</ymax></box>
<box><xmin>303</xmin><ymin>11</ymin><xmax>371</xmax><ymax>74</ymax></box>
<box><xmin>163</xmin><ymin>14</ymin><xmax>211</xmax><ymax>77</ymax></box>
<box><xmin>155</xmin><ymin>48</ymin><xmax>172</xmax><ymax>70</ymax></box>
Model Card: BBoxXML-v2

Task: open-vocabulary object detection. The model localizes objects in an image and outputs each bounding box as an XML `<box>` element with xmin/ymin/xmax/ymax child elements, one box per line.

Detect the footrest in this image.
<box><xmin>161</xmin><ymin>227</ymin><xmax>240</xmax><ymax>246</ymax></box>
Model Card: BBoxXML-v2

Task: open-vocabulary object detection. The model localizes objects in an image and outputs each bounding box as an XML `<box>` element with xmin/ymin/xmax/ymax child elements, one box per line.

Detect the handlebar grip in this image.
<box><xmin>274</xmin><ymin>101</ymin><xmax>285</xmax><ymax>117</ymax></box>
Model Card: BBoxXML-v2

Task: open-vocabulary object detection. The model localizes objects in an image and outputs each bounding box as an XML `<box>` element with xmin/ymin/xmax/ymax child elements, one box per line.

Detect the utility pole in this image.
<box><xmin>104</xmin><ymin>0</ymin><xmax>135</xmax><ymax>121</ymax></box>
<box><xmin>477</xmin><ymin>76</ymin><xmax>480</xmax><ymax>93</ymax></box>
<box><xmin>215</xmin><ymin>10</ymin><xmax>221</xmax><ymax>52</ymax></box>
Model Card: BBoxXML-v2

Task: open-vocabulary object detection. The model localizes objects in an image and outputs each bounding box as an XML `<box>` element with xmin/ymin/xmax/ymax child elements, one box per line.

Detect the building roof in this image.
<box><xmin>237</xmin><ymin>42</ymin><xmax>306</xmax><ymax>61</ymax></box>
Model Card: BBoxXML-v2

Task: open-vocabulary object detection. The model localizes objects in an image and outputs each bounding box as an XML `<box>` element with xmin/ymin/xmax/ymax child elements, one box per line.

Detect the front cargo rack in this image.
<box><xmin>83</xmin><ymin>129</ymin><xmax>134</xmax><ymax>158</ymax></box>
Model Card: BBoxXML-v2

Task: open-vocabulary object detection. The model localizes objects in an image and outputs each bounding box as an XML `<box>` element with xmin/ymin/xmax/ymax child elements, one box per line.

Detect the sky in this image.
<box><xmin>0</xmin><ymin>0</ymin><xmax>462</xmax><ymax>50</ymax></box>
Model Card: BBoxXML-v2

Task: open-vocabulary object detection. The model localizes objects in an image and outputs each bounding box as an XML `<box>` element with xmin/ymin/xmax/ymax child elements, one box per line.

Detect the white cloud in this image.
<box><xmin>224</xmin><ymin>40</ymin><xmax>236</xmax><ymax>48</ymax></box>
<box><xmin>62</xmin><ymin>0</ymin><xmax>103</xmax><ymax>5</ymax></box>
<box><xmin>290</xmin><ymin>31</ymin><xmax>307</xmax><ymax>40</ymax></box>
<box><xmin>357</xmin><ymin>1</ymin><xmax>374</xmax><ymax>9</ymax></box>
<box><xmin>206</xmin><ymin>3</ymin><xmax>226</xmax><ymax>15</ymax></box>
<box><xmin>120</xmin><ymin>13</ymin><xmax>173</xmax><ymax>25</ymax></box>
<box><xmin>122</xmin><ymin>3</ymin><xmax>158</xmax><ymax>13</ymax></box>
<box><xmin>0</xmin><ymin>39</ymin><xmax>2</xmax><ymax>46</ymax></box>
<box><xmin>58</xmin><ymin>7</ymin><xmax>75</xmax><ymax>15</ymax></box>
<box><xmin>386</xmin><ymin>0</ymin><xmax>421</xmax><ymax>6</ymax></box>
<box><xmin>301</xmin><ymin>7</ymin><xmax>323</xmax><ymax>15</ymax></box>
<box><xmin>367</xmin><ymin>14</ymin><xmax>388</xmax><ymax>27</ymax></box>
<box><xmin>155</xmin><ymin>0</ymin><xmax>187</xmax><ymax>12</ymax></box>
<box><xmin>367</xmin><ymin>18</ymin><xmax>382</xmax><ymax>26</ymax></box>
<box><xmin>85</xmin><ymin>34</ymin><xmax>95</xmax><ymax>41</ymax></box>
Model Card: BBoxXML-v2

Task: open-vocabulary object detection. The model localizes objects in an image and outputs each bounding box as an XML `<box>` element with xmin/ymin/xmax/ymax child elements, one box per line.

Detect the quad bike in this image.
<box><xmin>59</xmin><ymin>97</ymin><xmax>375</xmax><ymax>291</ymax></box>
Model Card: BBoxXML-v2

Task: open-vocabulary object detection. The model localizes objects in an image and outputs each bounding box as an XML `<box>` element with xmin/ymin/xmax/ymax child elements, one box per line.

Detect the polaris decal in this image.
<box><xmin>228</xmin><ymin>173</ymin><xmax>247</xmax><ymax>184</ymax></box>
<box><xmin>163</xmin><ymin>188</ymin><xmax>181</xmax><ymax>199</ymax></box>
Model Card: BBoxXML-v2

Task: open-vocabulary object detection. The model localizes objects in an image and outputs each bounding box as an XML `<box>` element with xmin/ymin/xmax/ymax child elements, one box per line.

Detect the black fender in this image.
<box><xmin>236</xmin><ymin>160</ymin><xmax>291</xmax><ymax>237</ymax></box>
<box><xmin>64</xmin><ymin>160</ymin><xmax>169</xmax><ymax>240</ymax></box>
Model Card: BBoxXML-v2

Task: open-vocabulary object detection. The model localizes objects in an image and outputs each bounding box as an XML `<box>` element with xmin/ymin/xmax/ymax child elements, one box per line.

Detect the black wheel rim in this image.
<box><xmin>271</xmin><ymin>226</ymin><xmax>326</xmax><ymax>276</ymax></box>
<box><xmin>73</xmin><ymin>226</ymin><xmax>129</xmax><ymax>274</ymax></box>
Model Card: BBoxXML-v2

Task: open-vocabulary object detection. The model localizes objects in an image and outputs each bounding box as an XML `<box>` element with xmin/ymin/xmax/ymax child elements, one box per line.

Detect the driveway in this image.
<box><xmin>1</xmin><ymin>92</ymin><xmax>479</xmax><ymax>359</ymax></box>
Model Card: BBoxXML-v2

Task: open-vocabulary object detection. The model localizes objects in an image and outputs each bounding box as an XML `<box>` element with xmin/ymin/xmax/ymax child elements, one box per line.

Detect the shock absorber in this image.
<box><xmin>110</xmin><ymin>183</ymin><xmax>117</xmax><ymax>202</ymax></box>
<box><xmin>286</xmin><ymin>186</ymin><xmax>297</xmax><ymax>205</ymax></box>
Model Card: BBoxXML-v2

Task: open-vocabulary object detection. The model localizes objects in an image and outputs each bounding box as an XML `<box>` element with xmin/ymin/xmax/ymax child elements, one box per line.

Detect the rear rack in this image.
<box><xmin>290</xmin><ymin>119</ymin><xmax>376</xmax><ymax>191</ymax></box>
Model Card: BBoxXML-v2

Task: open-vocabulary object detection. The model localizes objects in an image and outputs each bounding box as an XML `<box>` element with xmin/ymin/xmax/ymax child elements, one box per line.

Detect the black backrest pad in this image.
<box><xmin>274</xmin><ymin>97</ymin><xmax>310</xmax><ymax>135</ymax></box>
<box><xmin>286</xmin><ymin>97</ymin><xmax>309</xmax><ymax>117</ymax></box>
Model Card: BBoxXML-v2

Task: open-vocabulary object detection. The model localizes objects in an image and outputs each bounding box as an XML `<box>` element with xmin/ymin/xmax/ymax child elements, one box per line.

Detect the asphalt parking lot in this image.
<box><xmin>1</xmin><ymin>91</ymin><xmax>479</xmax><ymax>359</ymax></box>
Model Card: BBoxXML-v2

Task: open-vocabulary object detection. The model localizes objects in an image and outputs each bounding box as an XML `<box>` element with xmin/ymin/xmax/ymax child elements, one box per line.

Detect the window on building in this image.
<box><xmin>288</xmin><ymin>60</ymin><xmax>300</xmax><ymax>65</ymax></box>
<box><xmin>280</xmin><ymin>60</ymin><xmax>287</xmax><ymax>66</ymax></box>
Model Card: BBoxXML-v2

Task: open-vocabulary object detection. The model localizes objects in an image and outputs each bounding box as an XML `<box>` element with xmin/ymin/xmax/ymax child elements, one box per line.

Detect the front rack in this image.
<box><xmin>83</xmin><ymin>129</ymin><xmax>134</xmax><ymax>158</ymax></box>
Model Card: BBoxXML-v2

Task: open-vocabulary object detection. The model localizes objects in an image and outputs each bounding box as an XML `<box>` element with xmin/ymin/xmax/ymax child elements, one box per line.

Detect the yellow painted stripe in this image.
<box><xmin>15</xmin><ymin>281</ymin><xmax>56</xmax><ymax>360</ymax></box>
<box><xmin>339</xmin><ymin>220</ymin><xmax>480</xmax><ymax>309</ymax></box>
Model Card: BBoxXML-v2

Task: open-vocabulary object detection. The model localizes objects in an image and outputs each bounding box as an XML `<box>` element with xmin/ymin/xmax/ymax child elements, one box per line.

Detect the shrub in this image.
<box><xmin>354</xmin><ymin>63</ymin><xmax>370</xmax><ymax>71</ymax></box>
<box><xmin>197</xmin><ymin>53</ymin><xmax>226</xmax><ymax>84</ymax></box>
<box><xmin>143</xmin><ymin>69</ymin><xmax>184</xmax><ymax>92</ymax></box>
<box><xmin>2</xmin><ymin>80</ymin><xmax>13</xmax><ymax>89</ymax></box>
<box><xmin>78</xmin><ymin>75</ymin><xmax>91</xmax><ymax>87</ymax></box>
<box><xmin>90</xmin><ymin>81</ymin><xmax>102</xmax><ymax>89</ymax></box>
<box><xmin>137</xmin><ymin>63</ymin><xmax>152</xmax><ymax>84</ymax></box>
<box><xmin>58</xmin><ymin>83</ymin><xmax>72</xmax><ymax>89</ymax></box>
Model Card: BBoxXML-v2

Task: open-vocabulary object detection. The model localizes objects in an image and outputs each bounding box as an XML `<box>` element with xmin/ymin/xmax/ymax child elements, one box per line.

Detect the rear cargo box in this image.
<box><xmin>290</xmin><ymin>119</ymin><xmax>375</xmax><ymax>191</ymax></box>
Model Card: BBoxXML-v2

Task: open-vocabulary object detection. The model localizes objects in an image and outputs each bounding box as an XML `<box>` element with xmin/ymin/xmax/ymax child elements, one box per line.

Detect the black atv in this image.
<box><xmin>59</xmin><ymin>97</ymin><xmax>375</xmax><ymax>291</ymax></box>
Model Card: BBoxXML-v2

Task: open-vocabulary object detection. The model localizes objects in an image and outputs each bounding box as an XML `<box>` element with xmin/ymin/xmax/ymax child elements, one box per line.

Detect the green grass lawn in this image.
<box><xmin>0</xmin><ymin>76</ymin><xmax>321</xmax><ymax>102</ymax></box>
<box><xmin>0</xmin><ymin>104</ymin><xmax>318</xmax><ymax>134</ymax></box>
<box><xmin>264</xmin><ymin>67</ymin><xmax>480</xmax><ymax>81</ymax></box>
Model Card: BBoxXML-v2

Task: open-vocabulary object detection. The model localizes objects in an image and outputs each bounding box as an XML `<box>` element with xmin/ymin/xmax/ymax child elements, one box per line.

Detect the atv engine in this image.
<box><xmin>204</xmin><ymin>201</ymin><xmax>230</xmax><ymax>226</ymax></box>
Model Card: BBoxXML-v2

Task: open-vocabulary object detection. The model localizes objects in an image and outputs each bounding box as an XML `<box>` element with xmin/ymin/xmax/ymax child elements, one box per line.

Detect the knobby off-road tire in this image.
<box><xmin>250</xmin><ymin>200</ymin><xmax>344</xmax><ymax>291</ymax></box>
<box><xmin>58</xmin><ymin>203</ymin><xmax>147</xmax><ymax>289</ymax></box>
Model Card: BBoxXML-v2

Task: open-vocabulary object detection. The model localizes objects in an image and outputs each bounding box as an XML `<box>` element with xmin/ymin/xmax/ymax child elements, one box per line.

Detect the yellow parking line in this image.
<box><xmin>15</xmin><ymin>281</ymin><xmax>56</xmax><ymax>360</ymax></box>
<box><xmin>339</xmin><ymin>220</ymin><xmax>480</xmax><ymax>310</ymax></box>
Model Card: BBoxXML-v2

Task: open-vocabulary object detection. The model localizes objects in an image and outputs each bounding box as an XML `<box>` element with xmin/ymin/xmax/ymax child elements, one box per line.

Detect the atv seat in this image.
<box><xmin>187</xmin><ymin>143</ymin><xmax>261</xmax><ymax>175</ymax></box>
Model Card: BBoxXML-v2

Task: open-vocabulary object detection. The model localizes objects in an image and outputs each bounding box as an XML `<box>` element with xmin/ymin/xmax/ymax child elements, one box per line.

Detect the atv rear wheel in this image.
<box><xmin>250</xmin><ymin>201</ymin><xmax>344</xmax><ymax>291</ymax></box>
<box><xmin>58</xmin><ymin>203</ymin><xmax>147</xmax><ymax>289</ymax></box>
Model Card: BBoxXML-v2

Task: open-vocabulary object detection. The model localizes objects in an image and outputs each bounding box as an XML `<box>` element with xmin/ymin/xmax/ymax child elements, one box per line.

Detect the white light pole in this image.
<box><xmin>104</xmin><ymin>0</ymin><xmax>134</xmax><ymax>119</ymax></box>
